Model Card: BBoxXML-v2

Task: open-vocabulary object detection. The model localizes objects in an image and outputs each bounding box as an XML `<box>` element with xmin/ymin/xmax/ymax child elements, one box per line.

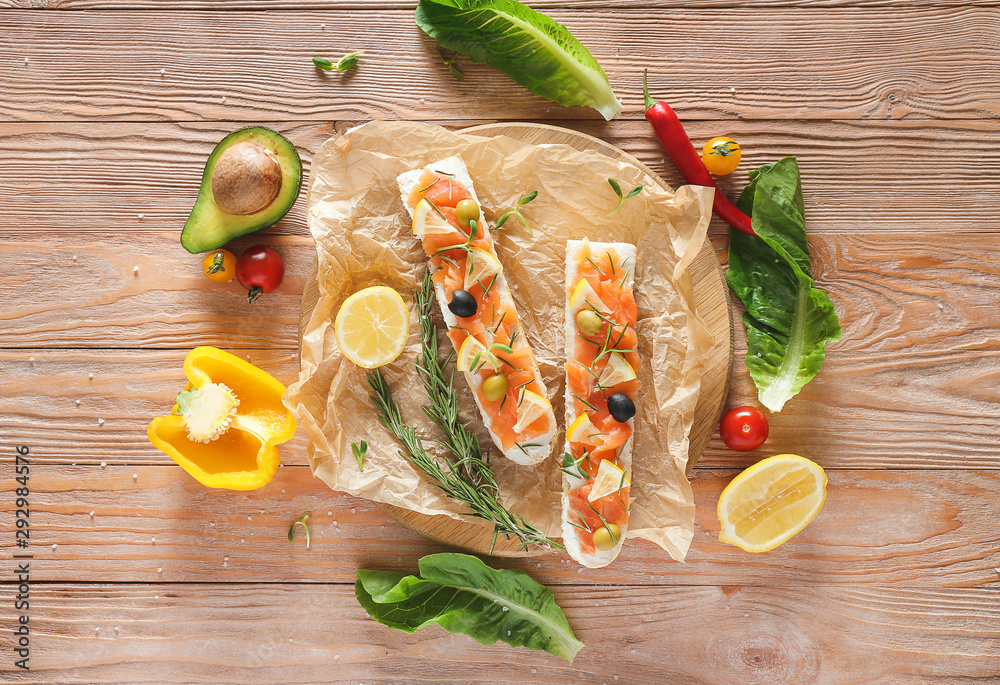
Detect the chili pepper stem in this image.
<box><xmin>642</xmin><ymin>68</ymin><xmax>656</xmax><ymax>111</ymax></box>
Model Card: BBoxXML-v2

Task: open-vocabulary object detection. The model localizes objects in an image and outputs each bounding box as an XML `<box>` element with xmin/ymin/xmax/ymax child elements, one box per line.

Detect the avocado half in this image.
<box><xmin>181</xmin><ymin>127</ymin><xmax>302</xmax><ymax>254</ymax></box>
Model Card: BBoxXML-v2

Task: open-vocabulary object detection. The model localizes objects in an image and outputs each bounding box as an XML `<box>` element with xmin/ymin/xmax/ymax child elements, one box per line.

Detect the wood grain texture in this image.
<box><xmin>3</xmin><ymin>119</ymin><xmax>998</xmax><ymax>236</ymax></box>
<box><xmin>6</xmin><ymin>0</ymin><xmax>1000</xmax><ymax>8</ymax></box>
<box><xmin>2</xmin><ymin>464</ymin><xmax>998</xmax><ymax>586</ymax></box>
<box><xmin>1</xmin><ymin>9</ymin><xmax>999</xmax><ymax>122</ymax></box>
<box><xmin>1</xmin><ymin>583</ymin><xmax>999</xmax><ymax>684</ymax></box>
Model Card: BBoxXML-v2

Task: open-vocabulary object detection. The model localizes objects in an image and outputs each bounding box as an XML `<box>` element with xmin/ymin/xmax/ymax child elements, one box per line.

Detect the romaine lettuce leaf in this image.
<box><xmin>415</xmin><ymin>0</ymin><xmax>622</xmax><ymax>120</ymax></box>
<box><xmin>726</xmin><ymin>157</ymin><xmax>842</xmax><ymax>412</ymax></box>
<box><xmin>356</xmin><ymin>552</ymin><xmax>584</xmax><ymax>662</ymax></box>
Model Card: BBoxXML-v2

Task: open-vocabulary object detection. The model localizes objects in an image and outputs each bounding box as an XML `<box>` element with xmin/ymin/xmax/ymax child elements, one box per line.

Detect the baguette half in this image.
<box><xmin>562</xmin><ymin>239</ymin><xmax>637</xmax><ymax>568</ymax></box>
<box><xmin>397</xmin><ymin>156</ymin><xmax>556</xmax><ymax>465</ymax></box>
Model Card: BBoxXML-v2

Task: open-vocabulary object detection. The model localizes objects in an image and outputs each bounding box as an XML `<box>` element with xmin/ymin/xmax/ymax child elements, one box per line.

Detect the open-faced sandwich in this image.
<box><xmin>396</xmin><ymin>156</ymin><xmax>557</xmax><ymax>465</ymax></box>
<box><xmin>562</xmin><ymin>239</ymin><xmax>638</xmax><ymax>567</ymax></box>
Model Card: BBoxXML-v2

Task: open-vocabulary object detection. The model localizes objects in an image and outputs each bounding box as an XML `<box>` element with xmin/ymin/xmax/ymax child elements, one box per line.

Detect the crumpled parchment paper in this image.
<box><xmin>283</xmin><ymin>120</ymin><xmax>716</xmax><ymax>560</ymax></box>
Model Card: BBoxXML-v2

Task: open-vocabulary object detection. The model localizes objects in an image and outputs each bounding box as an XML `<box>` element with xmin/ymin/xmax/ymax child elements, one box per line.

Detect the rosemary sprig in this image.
<box><xmin>494</xmin><ymin>191</ymin><xmax>538</xmax><ymax>235</ymax></box>
<box><xmin>606</xmin><ymin>178</ymin><xmax>643</xmax><ymax>217</ymax></box>
<box><xmin>367</xmin><ymin>270</ymin><xmax>559</xmax><ymax>552</ymax></box>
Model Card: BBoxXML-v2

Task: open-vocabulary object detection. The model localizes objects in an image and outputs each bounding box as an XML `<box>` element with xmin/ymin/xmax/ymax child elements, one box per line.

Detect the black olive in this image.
<box><xmin>448</xmin><ymin>289</ymin><xmax>477</xmax><ymax>318</ymax></box>
<box><xmin>607</xmin><ymin>393</ymin><xmax>636</xmax><ymax>423</ymax></box>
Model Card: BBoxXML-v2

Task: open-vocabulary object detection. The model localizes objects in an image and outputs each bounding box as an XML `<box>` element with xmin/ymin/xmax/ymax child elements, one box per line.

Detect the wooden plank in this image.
<box><xmin>1</xmin><ymin>9</ymin><xmax>999</xmax><ymax>122</ymax></box>
<box><xmin>1</xmin><ymin>464</ymin><xmax>997</xmax><ymax>586</ymax></box>
<box><xmin>1</xmin><ymin>583</ymin><xmax>998</xmax><ymax>684</ymax></box>
<box><xmin>2</xmin><ymin>119</ymin><xmax>998</xmax><ymax>235</ymax></box>
<box><xmin>5</xmin><ymin>0</ymin><xmax>999</xmax><ymax>9</ymax></box>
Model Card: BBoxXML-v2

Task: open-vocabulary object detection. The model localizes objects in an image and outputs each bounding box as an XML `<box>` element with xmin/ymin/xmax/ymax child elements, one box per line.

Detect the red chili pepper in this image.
<box><xmin>642</xmin><ymin>71</ymin><xmax>756</xmax><ymax>237</ymax></box>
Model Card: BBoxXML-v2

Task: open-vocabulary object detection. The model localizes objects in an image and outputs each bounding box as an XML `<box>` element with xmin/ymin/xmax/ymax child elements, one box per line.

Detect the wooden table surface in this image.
<box><xmin>2</xmin><ymin>1</ymin><xmax>1000</xmax><ymax>683</ymax></box>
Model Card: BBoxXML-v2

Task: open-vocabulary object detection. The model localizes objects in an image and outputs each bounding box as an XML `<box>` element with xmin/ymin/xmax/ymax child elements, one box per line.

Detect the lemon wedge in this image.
<box><xmin>512</xmin><ymin>389</ymin><xmax>551</xmax><ymax>434</ymax></box>
<box><xmin>335</xmin><ymin>286</ymin><xmax>410</xmax><ymax>369</ymax></box>
<box><xmin>412</xmin><ymin>198</ymin><xmax>460</xmax><ymax>239</ymax></box>
<box><xmin>717</xmin><ymin>454</ymin><xmax>827</xmax><ymax>553</ymax></box>
<box><xmin>464</xmin><ymin>248</ymin><xmax>502</xmax><ymax>290</ymax></box>
<box><xmin>457</xmin><ymin>335</ymin><xmax>499</xmax><ymax>374</ymax></box>
<box><xmin>588</xmin><ymin>459</ymin><xmax>629</xmax><ymax>502</ymax></box>
<box><xmin>569</xmin><ymin>278</ymin><xmax>612</xmax><ymax>314</ymax></box>
<box><xmin>566</xmin><ymin>413</ymin><xmax>603</xmax><ymax>446</ymax></box>
<box><xmin>598</xmin><ymin>352</ymin><xmax>636</xmax><ymax>389</ymax></box>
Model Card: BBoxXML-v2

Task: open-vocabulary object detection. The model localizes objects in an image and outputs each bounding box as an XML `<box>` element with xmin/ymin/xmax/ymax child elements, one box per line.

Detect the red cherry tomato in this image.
<box><xmin>719</xmin><ymin>406</ymin><xmax>769</xmax><ymax>452</ymax></box>
<box><xmin>236</xmin><ymin>245</ymin><xmax>284</xmax><ymax>304</ymax></box>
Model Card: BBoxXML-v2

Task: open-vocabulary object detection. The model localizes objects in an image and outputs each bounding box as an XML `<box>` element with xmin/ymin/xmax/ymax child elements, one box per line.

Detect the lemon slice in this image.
<box><xmin>335</xmin><ymin>286</ymin><xmax>410</xmax><ymax>369</ymax></box>
<box><xmin>717</xmin><ymin>454</ymin><xmax>827</xmax><ymax>553</ymax></box>
<box><xmin>588</xmin><ymin>459</ymin><xmax>629</xmax><ymax>502</ymax></box>
<box><xmin>566</xmin><ymin>413</ymin><xmax>603</xmax><ymax>446</ymax></box>
<box><xmin>465</xmin><ymin>248</ymin><xmax>502</xmax><ymax>289</ymax></box>
<box><xmin>569</xmin><ymin>278</ymin><xmax>612</xmax><ymax>314</ymax></box>
<box><xmin>512</xmin><ymin>389</ymin><xmax>551</xmax><ymax>434</ymax></box>
<box><xmin>412</xmin><ymin>198</ymin><xmax>460</xmax><ymax>238</ymax></box>
<box><xmin>598</xmin><ymin>352</ymin><xmax>636</xmax><ymax>389</ymax></box>
<box><xmin>457</xmin><ymin>335</ymin><xmax>499</xmax><ymax>373</ymax></box>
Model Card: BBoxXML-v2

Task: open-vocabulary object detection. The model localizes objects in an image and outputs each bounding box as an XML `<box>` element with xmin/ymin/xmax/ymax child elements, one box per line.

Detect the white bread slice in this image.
<box><xmin>397</xmin><ymin>156</ymin><xmax>556</xmax><ymax>465</ymax></box>
<box><xmin>562</xmin><ymin>239</ymin><xmax>636</xmax><ymax>568</ymax></box>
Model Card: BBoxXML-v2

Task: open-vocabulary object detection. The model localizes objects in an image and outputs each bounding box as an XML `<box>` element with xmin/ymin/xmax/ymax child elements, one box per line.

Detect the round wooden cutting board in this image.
<box><xmin>298</xmin><ymin>123</ymin><xmax>733</xmax><ymax>557</ymax></box>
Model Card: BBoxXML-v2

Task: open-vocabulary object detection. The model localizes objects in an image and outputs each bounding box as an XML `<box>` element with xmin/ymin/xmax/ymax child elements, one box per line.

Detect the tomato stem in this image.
<box><xmin>246</xmin><ymin>286</ymin><xmax>263</xmax><ymax>304</ymax></box>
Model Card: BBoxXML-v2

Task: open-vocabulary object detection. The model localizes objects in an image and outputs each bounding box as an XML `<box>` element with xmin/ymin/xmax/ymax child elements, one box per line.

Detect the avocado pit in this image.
<box><xmin>211</xmin><ymin>141</ymin><xmax>283</xmax><ymax>215</ymax></box>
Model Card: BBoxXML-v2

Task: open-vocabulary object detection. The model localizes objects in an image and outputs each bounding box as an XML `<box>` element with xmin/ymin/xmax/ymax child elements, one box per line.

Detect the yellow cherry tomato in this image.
<box><xmin>702</xmin><ymin>137</ymin><xmax>742</xmax><ymax>176</ymax></box>
<box><xmin>202</xmin><ymin>249</ymin><xmax>236</xmax><ymax>283</ymax></box>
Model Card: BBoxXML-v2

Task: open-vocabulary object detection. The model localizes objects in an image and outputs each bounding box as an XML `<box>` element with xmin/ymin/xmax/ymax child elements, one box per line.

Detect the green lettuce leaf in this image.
<box><xmin>356</xmin><ymin>553</ymin><xmax>584</xmax><ymax>662</ymax></box>
<box><xmin>726</xmin><ymin>157</ymin><xmax>842</xmax><ymax>412</ymax></box>
<box><xmin>415</xmin><ymin>0</ymin><xmax>622</xmax><ymax>120</ymax></box>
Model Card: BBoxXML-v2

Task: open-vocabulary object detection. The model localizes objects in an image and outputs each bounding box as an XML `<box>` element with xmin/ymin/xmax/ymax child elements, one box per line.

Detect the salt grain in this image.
<box><xmin>151</xmin><ymin>538</ymin><xmax>156</xmax><ymax>543</ymax></box>
<box><xmin>731</xmin><ymin>87</ymin><xmax>736</xmax><ymax>93</ymax></box>
<box><xmin>132</xmin><ymin>473</ymin><xmax>137</xmax><ymax>479</ymax></box>
<box><xmin>100</xmin><ymin>462</ymin><xmax>107</xmax><ymax>468</ymax></box>
<box><xmin>744</xmin><ymin>612</ymin><xmax>749</xmax><ymax>617</ymax></box>
<box><xmin>76</xmin><ymin>399</ymin><xmax>81</xmax><ymax>405</ymax></box>
<box><xmin>98</xmin><ymin>418</ymin><xmax>105</xmax><ymax>425</ymax></box>
<box><xmin>247</xmin><ymin>516</ymin><xmax>252</xmax><ymax>521</ymax></box>
<box><xmin>52</xmin><ymin>544</ymin><xmax>57</xmax><ymax>549</ymax></box>
<box><xmin>327</xmin><ymin>511</ymin><xmax>332</xmax><ymax>516</ymax></box>
<box><xmin>133</xmin><ymin>266</ymin><xmax>139</xmax><ymax>274</ymax></box>
<box><xmin>29</xmin><ymin>357</ymin><xmax>34</xmax><ymax>362</ymax></box>
<box><xmin>137</xmin><ymin>214</ymin><xmax>144</xmax><ymax>219</ymax></box>
<box><xmin>221</xmin><ymin>96</ymin><xmax>227</xmax><ymax>102</ymax></box>
<box><xmin>157</xmin><ymin>568</ymin><xmax>163</xmax><ymax>573</ymax></box>
<box><xmin>223</xmin><ymin>561</ymin><xmax>228</xmax><ymax>567</ymax></box>
<box><xmin>114</xmin><ymin>626</ymin><xmax>119</xmax><ymax>632</ymax></box>
<box><xmin>88</xmin><ymin>373</ymin><xmax>94</xmax><ymax>379</ymax></box>
<box><xmin>24</xmin><ymin>57</ymin><xmax>29</xmax><ymax>64</ymax></box>
<box><xmin>154</xmin><ymin>595</ymin><xmax>158</xmax><ymax>599</ymax></box>
<box><xmin>160</xmin><ymin>68</ymin><xmax>165</xmax><ymax>75</ymax></box>
<box><xmin>89</xmin><ymin>511</ymin><xmax>95</xmax><ymax>516</ymax></box>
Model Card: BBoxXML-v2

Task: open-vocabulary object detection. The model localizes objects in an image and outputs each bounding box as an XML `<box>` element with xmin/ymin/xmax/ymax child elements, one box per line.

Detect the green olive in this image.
<box><xmin>456</xmin><ymin>199</ymin><xmax>480</xmax><ymax>228</ymax></box>
<box><xmin>576</xmin><ymin>309</ymin><xmax>603</xmax><ymax>337</ymax></box>
<box><xmin>482</xmin><ymin>373</ymin><xmax>509</xmax><ymax>402</ymax></box>
<box><xmin>592</xmin><ymin>523</ymin><xmax>621</xmax><ymax>551</ymax></box>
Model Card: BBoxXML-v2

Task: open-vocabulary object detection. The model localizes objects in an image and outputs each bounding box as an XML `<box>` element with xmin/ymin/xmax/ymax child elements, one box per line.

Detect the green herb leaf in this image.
<box><xmin>312</xmin><ymin>56</ymin><xmax>334</xmax><ymax>71</ymax></box>
<box><xmin>356</xmin><ymin>553</ymin><xmax>584</xmax><ymax>662</ymax></box>
<box><xmin>623</xmin><ymin>185</ymin><xmax>643</xmax><ymax>200</ymax></box>
<box><xmin>518</xmin><ymin>190</ymin><xmax>538</xmax><ymax>206</ymax></box>
<box><xmin>607</xmin><ymin>178</ymin><xmax>622</xmax><ymax>198</ymax></box>
<box><xmin>352</xmin><ymin>440</ymin><xmax>368</xmax><ymax>471</ymax></box>
<box><xmin>336</xmin><ymin>50</ymin><xmax>365</xmax><ymax>71</ymax></box>
<box><xmin>288</xmin><ymin>514</ymin><xmax>311</xmax><ymax>549</ymax></box>
<box><xmin>727</xmin><ymin>157</ymin><xmax>842</xmax><ymax>412</ymax></box>
<box><xmin>415</xmin><ymin>0</ymin><xmax>621</xmax><ymax>120</ymax></box>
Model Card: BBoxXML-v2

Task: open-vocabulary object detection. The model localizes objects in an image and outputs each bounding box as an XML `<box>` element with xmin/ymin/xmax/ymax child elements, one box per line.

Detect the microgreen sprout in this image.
<box><xmin>606</xmin><ymin>178</ymin><xmax>642</xmax><ymax>217</ymax></box>
<box><xmin>313</xmin><ymin>51</ymin><xmax>365</xmax><ymax>72</ymax></box>
<box><xmin>494</xmin><ymin>191</ymin><xmax>538</xmax><ymax>235</ymax></box>
<box><xmin>288</xmin><ymin>513</ymin><xmax>312</xmax><ymax>549</ymax></box>
<box><xmin>352</xmin><ymin>440</ymin><xmax>368</xmax><ymax>471</ymax></box>
<box><xmin>438</xmin><ymin>48</ymin><xmax>464</xmax><ymax>81</ymax></box>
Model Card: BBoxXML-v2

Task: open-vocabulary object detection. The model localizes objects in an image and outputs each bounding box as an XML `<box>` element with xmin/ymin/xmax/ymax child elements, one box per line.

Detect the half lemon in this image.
<box><xmin>335</xmin><ymin>286</ymin><xmax>410</xmax><ymax>369</ymax></box>
<box><xmin>717</xmin><ymin>454</ymin><xmax>827</xmax><ymax>553</ymax></box>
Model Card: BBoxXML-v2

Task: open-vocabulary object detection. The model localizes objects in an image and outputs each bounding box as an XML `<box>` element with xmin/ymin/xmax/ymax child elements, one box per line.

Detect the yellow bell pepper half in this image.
<box><xmin>147</xmin><ymin>346</ymin><xmax>296</xmax><ymax>490</ymax></box>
